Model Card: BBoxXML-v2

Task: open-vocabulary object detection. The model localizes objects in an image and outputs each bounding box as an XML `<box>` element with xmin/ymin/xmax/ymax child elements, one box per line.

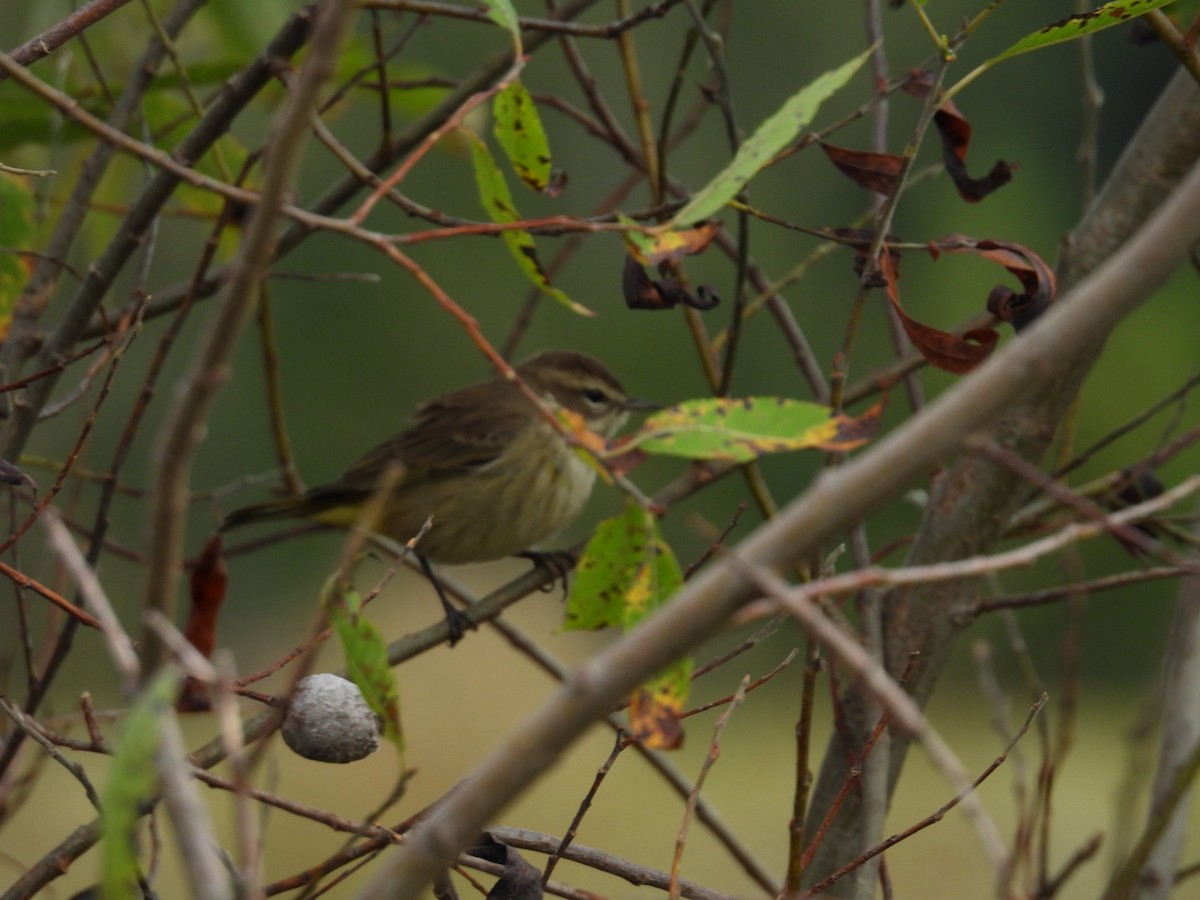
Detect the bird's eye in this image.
<box><xmin>582</xmin><ymin>387</ymin><xmax>608</xmax><ymax>404</ymax></box>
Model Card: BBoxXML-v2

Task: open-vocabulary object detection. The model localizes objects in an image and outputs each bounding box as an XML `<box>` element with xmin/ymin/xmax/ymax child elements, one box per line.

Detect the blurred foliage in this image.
<box><xmin>0</xmin><ymin>0</ymin><xmax>1196</xmax><ymax>897</ymax></box>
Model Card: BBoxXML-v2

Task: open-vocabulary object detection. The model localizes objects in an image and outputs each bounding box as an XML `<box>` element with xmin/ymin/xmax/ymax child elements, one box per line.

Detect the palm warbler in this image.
<box><xmin>222</xmin><ymin>350</ymin><xmax>656</xmax><ymax>640</ymax></box>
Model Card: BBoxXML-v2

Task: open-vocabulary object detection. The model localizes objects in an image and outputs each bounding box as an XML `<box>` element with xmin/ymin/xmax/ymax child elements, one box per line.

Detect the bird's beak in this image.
<box><xmin>623</xmin><ymin>396</ymin><xmax>663</xmax><ymax>413</ymax></box>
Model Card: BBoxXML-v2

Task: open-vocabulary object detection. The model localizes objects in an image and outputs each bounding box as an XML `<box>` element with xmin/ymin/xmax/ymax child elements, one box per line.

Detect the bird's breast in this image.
<box><xmin>400</xmin><ymin>421</ymin><xmax>598</xmax><ymax>564</ymax></box>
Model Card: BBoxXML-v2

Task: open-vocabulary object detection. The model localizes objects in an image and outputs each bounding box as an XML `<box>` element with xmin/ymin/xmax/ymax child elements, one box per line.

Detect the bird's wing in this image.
<box><xmin>334</xmin><ymin>381</ymin><xmax>530</xmax><ymax>490</ymax></box>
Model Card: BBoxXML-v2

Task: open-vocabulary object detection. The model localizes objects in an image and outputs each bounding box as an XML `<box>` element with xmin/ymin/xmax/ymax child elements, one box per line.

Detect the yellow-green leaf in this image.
<box><xmin>628</xmin><ymin>397</ymin><xmax>879</xmax><ymax>463</ymax></box>
<box><xmin>467</xmin><ymin>131</ymin><xmax>592</xmax><ymax>315</ymax></box>
<box><xmin>102</xmin><ymin>671</ymin><xmax>179</xmax><ymax>900</ymax></box>
<box><xmin>667</xmin><ymin>48</ymin><xmax>872</xmax><ymax>227</ymax></box>
<box><xmin>991</xmin><ymin>0</ymin><xmax>1179</xmax><ymax>64</ymax></box>
<box><xmin>566</xmin><ymin>500</ymin><xmax>683</xmax><ymax>632</ymax></box>
<box><xmin>627</xmin><ymin>533</ymin><xmax>684</xmax><ymax>627</ymax></box>
<box><xmin>564</xmin><ymin>501</ymin><xmax>651</xmax><ymax>631</ymax></box>
<box><xmin>567</xmin><ymin>501</ymin><xmax>690</xmax><ymax>747</ymax></box>
<box><xmin>623</xmin><ymin>219</ymin><xmax>721</xmax><ymax>267</ymax></box>
<box><xmin>493</xmin><ymin>80</ymin><xmax>553</xmax><ymax>192</ymax></box>
<box><xmin>330</xmin><ymin>588</ymin><xmax>404</xmax><ymax>752</ymax></box>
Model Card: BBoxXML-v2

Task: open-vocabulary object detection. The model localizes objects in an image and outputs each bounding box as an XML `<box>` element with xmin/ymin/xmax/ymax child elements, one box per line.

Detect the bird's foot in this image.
<box><xmin>519</xmin><ymin>550</ymin><xmax>577</xmax><ymax>598</ymax></box>
<box><xmin>418</xmin><ymin>553</ymin><xmax>477</xmax><ymax>647</ymax></box>
<box><xmin>443</xmin><ymin>603</ymin><xmax>476</xmax><ymax>647</ymax></box>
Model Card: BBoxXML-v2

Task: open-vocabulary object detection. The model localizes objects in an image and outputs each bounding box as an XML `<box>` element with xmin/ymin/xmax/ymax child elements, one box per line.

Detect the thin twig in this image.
<box><xmin>670</xmin><ymin>676</ymin><xmax>749</xmax><ymax>899</ymax></box>
<box><xmin>1145</xmin><ymin>11</ymin><xmax>1200</xmax><ymax>86</ymax></box>
<box><xmin>798</xmin><ymin>694</ymin><xmax>1048</xmax><ymax>898</ymax></box>
<box><xmin>360</xmin><ymin>0</ymin><xmax>687</xmax><ymax>38</ymax></box>
<box><xmin>542</xmin><ymin>733</ymin><xmax>627</xmax><ymax>887</ymax></box>
<box><xmin>731</xmin><ymin>558</ymin><xmax>1010</xmax><ymax>875</ymax></box>
<box><xmin>0</xmin><ymin>698</ymin><xmax>102</xmax><ymax>811</ymax></box>
<box><xmin>0</xmin><ymin>0</ymin><xmax>135</xmax><ymax>79</ymax></box>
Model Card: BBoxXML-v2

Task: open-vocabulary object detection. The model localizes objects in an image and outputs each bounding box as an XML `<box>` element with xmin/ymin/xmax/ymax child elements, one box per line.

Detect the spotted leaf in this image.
<box><xmin>629</xmin><ymin>397</ymin><xmax>878</xmax><ymax>463</ymax></box>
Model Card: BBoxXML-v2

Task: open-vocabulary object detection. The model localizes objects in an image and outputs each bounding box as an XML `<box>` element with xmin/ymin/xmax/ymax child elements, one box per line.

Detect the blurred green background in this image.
<box><xmin>0</xmin><ymin>0</ymin><xmax>1197</xmax><ymax>896</ymax></box>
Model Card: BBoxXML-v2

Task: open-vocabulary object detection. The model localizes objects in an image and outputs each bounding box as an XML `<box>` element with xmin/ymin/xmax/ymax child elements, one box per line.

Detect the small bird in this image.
<box><xmin>222</xmin><ymin>350</ymin><xmax>657</xmax><ymax>642</ymax></box>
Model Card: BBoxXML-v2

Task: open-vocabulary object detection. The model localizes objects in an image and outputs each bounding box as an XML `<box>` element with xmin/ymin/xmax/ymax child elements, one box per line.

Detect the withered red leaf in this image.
<box><xmin>820</xmin><ymin>142</ymin><xmax>904</xmax><ymax>196</ymax></box>
<box><xmin>932</xmin><ymin>104</ymin><xmax>1015</xmax><ymax>202</ymax></box>
<box><xmin>937</xmin><ymin>235</ymin><xmax>1056</xmax><ymax>330</ymax></box>
<box><xmin>622</xmin><ymin>255</ymin><xmax>720</xmax><ymax>311</ymax></box>
<box><xmin>881</xmin><ymin>252</ymin><xmax>998</xmax><ymax>374</ymax></box>
<box><xmin>177</xmin><ymin>535</ymin><xmax>228</xmax><ymax>712</ymax></box>
<box><xmin>185</xmin><ymin>535</ymin><xmax>227</xmax><ymax>660</ymax></box>
<box><xmin>828</xmin><ymin>398</ymin><xmax>886</xmax><ymax>450</ymax></box>
<box><xmin>903</xmin><ymin>69</ymin><xmax>1014</xmax><ymax>203</ymax></box>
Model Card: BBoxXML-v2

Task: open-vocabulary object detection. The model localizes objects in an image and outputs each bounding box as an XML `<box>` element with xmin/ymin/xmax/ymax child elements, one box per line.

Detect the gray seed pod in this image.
<box><xmin>282</xmin><ymin>673</ymin><xmax>380</xmax><ymax>763</ymax></box>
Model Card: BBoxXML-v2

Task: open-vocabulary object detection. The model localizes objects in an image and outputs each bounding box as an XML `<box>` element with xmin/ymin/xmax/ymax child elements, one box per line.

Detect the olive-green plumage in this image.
<box><xmin>221</xmin><ymin>350</ymin><xmax>654</xmax><ymax>563</ymax></box>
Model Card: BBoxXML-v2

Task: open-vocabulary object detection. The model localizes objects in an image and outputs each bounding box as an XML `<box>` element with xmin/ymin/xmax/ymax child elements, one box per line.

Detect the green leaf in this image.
<box><xmin>467</xmin><ymin>131</ymin><xmax>593</xmax><ymax>315</ymax></box>
<box><xmin>668</xmin><ymin>47</ymin><xmax>872</xmax><ymax>227</ymax></box>
<box><xmin>493</xmin><ymin>81</ymin><xmax>553</xmax><ymax>192</ymax></box>
<box><xmin>101</xmin><ymin>671</ymin><xmax>179</xmax><ymax>900</ymax></box>
<box><xmin>568</xmin><ymin>501</ymin><xmax>690</xmax><ymax>748</ymax></box>
<box><xmin>625</xmin><ymin>522</ymin><xmax>684</xmax><ymax>628</ymax></box>
<box><xmin>481</xmin><ymin>0</ymin><xmax>521</xmax><ymax>49</ymax></box>
<box><xmin>564</xmin><ymin>502</ymin><xmax>650</xmax><ymax>631</ymax></box>
<box><xmin>330</xmin><ymin>588</ymin><xmax>404</xmax><ymax>752</ymax></box>
<box><xmin>645</xmin><ymin>658</ymin><xmax>693</xmax><ymax>711</ymax></box>
<box><xmin>566</xmin><ymin>500</ymin><xmax>683</xmax><ymax>632</ymax></box>
<box><xmin>990</xmin><ymin>0</ymin><xmax>1179</xmax><ymax>64</ymax></box>
<box><xmin>628</xmin><ymin>397</ymin><xmax>876</xmax><ymax>463</ymax></box>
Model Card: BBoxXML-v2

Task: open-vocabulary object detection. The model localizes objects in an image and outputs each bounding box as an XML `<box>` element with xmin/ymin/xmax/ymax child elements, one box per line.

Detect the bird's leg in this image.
<box><xmin>518</xmin><ymin>550</ymin><xmax>577</xmax><ymax>598</ymax></box>
<box><xmin>417</xmin><ymin>554</ymin><xmax>475</xmax><ymax>646</ymax></box>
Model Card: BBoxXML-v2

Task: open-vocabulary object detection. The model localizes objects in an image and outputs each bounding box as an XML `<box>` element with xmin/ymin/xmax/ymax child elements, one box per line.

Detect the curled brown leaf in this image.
<box><xmin>622</xmin><ymin>255</ymin><xmax>719</xmax><ymax>311</ymax></box>
<box><xmin>881</xmin><ymin>252</ymin><xmax>998</xmax><ymax>374</ymax></box>
<box><xmin>904</xmin><ymin>70</ymin><xmax>1015</xmax><ymax>203</ymax></box>
<box><xmin>820</xmin><ymin>142</ymin><xmax>904</xmax><ymax>196</ymax></box>
<box><xmin>937</xmin><ymin>235</ymin><xmax>1056</xmax><ymax>330</ymax></box>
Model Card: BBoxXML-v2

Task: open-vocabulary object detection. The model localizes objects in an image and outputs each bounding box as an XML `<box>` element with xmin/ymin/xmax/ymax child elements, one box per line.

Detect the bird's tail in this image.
<box><xmin>220</xmin><ymin>490</ymin><xmax>361</xmax><ymax>532</ymax></box>
<box><xmin>221</xmin><ymin>496</ymin><xmax>307</xmax><ymax>531</ymax></box>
